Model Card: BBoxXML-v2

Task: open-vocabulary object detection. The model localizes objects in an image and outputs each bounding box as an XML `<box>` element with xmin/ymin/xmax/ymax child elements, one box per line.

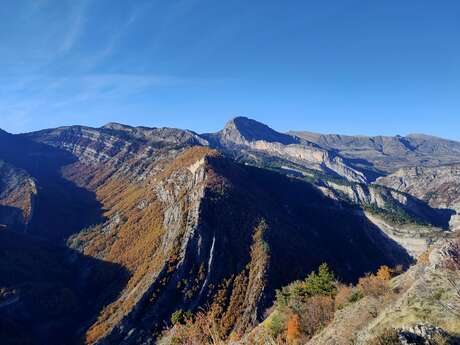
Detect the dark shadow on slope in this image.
<box><xmin>427</xmin><ymin>207</ymin><xmax>456</xmax><ymax>229</ymax></box>
<box><xmin>0</xmin><ymin>131</ymin><xmax>104</xmax><ymax>243</ymax></box>
<box><xmin>0</xmin><ymin>228</ymin><xmax>130</xmax><ymax>345</ymax></box>
<box><xmin>105</xmin><ymin>156</ymin><xmax>414</xmax><ymax>342</ymax></box>
<box><xmin>200</xmin><ymin>159</ymin><xmax>413</xmax><ymax>300</ymax></box>
<box><xmin>343</xmin><ymin>156</ymin><xmax>387</xmax><ymax>182</ymax></box>
<box><xmin>372</xmin><ymin>185</ymin><xmax>457</xmax><ymax>230</ymax></box>
<box><xmin>432</xmin><ymin>207</ymin><xmax>456</xmax><ymax>229</ymax></box>
<box><xmin>0</xmin><ymin>205</ymin><xmax>25</xmax><ymax>232</ymax></box>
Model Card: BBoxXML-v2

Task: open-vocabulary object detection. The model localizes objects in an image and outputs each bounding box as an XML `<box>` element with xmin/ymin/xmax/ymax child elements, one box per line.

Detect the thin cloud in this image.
<box><xmin>74</xmin><ymin>3</ymin><xmax>146</xmax><ymax>71</ymax></box>
<box><xmin>60</xmin><ymin>0</ymin><xmax>88</xmax><ymax>53</ymax></box>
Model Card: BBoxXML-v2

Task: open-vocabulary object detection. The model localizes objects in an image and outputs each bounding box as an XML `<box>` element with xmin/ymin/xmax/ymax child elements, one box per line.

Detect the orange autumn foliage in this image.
<box><xmin>286</xmin><ymin>314</ymin><xmax>301</xmax><ymax>344</ymax></box>
<box><xmin>376</xmin><ymin>265</ymin><xmax>392</xmax><ymax>281</ymax></box>
<box><xmin>84</xmin><ymin>147</ymin><xmax>220</xmax><ymax>343</ymax></box>
<box><xmin>334</xmin><ymin>284</ymin><xmax>354</xmax><ymax>309</ymax></box>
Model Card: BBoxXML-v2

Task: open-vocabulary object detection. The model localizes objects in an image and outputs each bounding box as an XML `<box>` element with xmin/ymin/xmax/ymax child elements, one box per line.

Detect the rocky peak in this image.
<box><xmin>3</xmin><ymin>118</ymin><xmax>459</xmax><ymax>344</ymax></box>
<box><xmin>213</xmin><ymin>117</ymin><xmax>367</xmax><ymax>183</ymax></box>
<box><xmin>101</xmin><ymin>122</ymin><xmax>133</xmax><ymax>131</ymax></box>
<box><xmin>220</xmin><ymin>116</ymin><xmax>299</xmax><ymax>145</ymax></box>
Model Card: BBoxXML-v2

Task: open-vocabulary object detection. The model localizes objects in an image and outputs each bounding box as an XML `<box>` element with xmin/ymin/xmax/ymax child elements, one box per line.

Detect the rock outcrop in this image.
<box><xmin>291</xmin><ymin>131</ymin><xmax>460</xmax><ymax>176</ymax></box>
<box><xmin>96</xmin><ymin>149</ymin><xmax>413</xmax><ymax>344</ymax></box>
<box><xmin>307</xmin><ymin>236</ymin><xmax>460</xmax><ymax>345</ymax></box>
<box><xmin>377</xmin><ymin>164</ymin><xmax>460</xmax><ymax>231</ymax></box>
<box><xmin>0</xmin><ymin>160</ymin><xmax>36</xmax><ymax>230</ymax></box>
<box><xmin>206</xmin><ymin>117</ymin><xmax>368</xmax><ymax>183</ymax></box>
<box><xmin>0</xmin><ymin>122</ymin><xmax>415</xmax><ymax>344</ymax></box>
<box><xmin>376</xmin><ymin>164</ymin><xmax>460</xmax><ymax>208</ymax></box>
<box><xmin>1</xmin><ymin>117</ymin><xmax>459</xmax><ymax>345</ymax></box>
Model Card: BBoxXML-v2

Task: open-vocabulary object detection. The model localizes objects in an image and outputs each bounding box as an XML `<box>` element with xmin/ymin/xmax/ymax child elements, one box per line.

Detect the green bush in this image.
<box><xmin>349</xmin><ymin>290</ymin><xmax>364</xmax><ymax>303</ymax></box>
<box><xmin>268</xmin><ymin>311</ymin><xmax>286</xmax><ymax>338</ymax></box>
<box><xmin>171</xmin><ymin>309</ymin><xmax>193</xmax><ymax>325</ymax></box>
<box><xmin>275</xmin><ymin>263</ymin><xmax>337</xmax><ymax>310</ymax></box>
<box><xmin>304</xmin><ymin>263</ymin><xmax>337</xmax><ymax>296</ymax></box>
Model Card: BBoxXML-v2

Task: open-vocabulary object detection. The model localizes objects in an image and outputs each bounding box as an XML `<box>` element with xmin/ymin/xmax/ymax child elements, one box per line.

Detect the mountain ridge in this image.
<box><xmin>1</xmin><ymin>117</ymin><xmax>459</xmax><ymax>344</ymax></box>
<box><xmin>291</xmin><ymin>128</ymin><xmax>460</xmax><ymax>174</ymax></box>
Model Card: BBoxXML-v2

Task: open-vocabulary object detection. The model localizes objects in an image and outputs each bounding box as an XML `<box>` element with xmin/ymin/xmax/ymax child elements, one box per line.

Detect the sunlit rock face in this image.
<box><xmin>0</xmin><ymin>117</ymin><xmax>459</xmax><ymax>344</ymax></box>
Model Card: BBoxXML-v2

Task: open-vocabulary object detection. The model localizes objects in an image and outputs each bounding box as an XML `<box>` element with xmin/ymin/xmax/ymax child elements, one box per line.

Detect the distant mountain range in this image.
<box><xmin>1</xmin><ymin>117</ymin><xmax>459</xmax><ymax>344</ymax></box>
<box><xmin>291</xmin><ymin>129</ymin><xmax>460</xmax><ymax>174</ymax></box>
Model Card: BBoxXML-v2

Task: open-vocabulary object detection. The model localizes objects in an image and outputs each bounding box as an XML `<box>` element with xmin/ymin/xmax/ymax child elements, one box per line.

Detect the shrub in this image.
<box><xmin>349</xmin><ymin>290</ymin><xmax>364</xmax><ymax>303</ymax></box>
<box><xmin>418</xmin><ymin>248</ymin><xmax>432</xmax><ymax>265</ymax></box>
<box><xmin>275</xmin><ymin>263</ymin><xmax>337</xmax><ymax>315</ymax></box>
<box><xmin>271</xmin><ymin>264</ymin><xmax>338</xmax><ymax>342</ymax></box>
<box><xmin>268</xmin><ymin>311</ymin><xmax>287</xmax><ymax>339</ymax></box>
<box><xmin>162</xmin><ymin>310</ymin><xmax>225</xmax><ymax>345</ymax></box>
<box><xmin>368</xmin><ymin>328</ymin><xmax>402</xmax><ymax>345</ymax></box>
<box><xmin>286</xmin><ymin>314</ymin><xmax>301</xmax><ymax>344</ymax></box>
<box><xmin>276</xmin><ymin>281</ymin><xmax>307</xmax><ymax>310</ymax></box>
<box><xmin>334</xmin><ymin>284</ymin><xmax>354</xmax><ymax>309</ymax></box>
<box><xmin>171</xmin><ymin>309</ymin><xmax>193</xmax><ymax>325</ymax></box>
<box><xmin>376</xmin><ymin>266</ymin><xmax>392</xmax><ymax>281</ymax></box>
<box><xmin>357</xmin><ymin>274</ymin><xmax>390</xmax><ymax>298</ymax></box>
<box><xmin>431</xmin><ymin>333</ymin><xmax>451</xmax><ymax>345</ymax></box>
<box><xmin>297</xmin><ymin>295</ymin><xmax>335</xmax><ymax>339</ymax></box>
<box><xmin>304</xmin><ymin>263</ymin><xmax>337</xmax><ymax>297</ymax></box>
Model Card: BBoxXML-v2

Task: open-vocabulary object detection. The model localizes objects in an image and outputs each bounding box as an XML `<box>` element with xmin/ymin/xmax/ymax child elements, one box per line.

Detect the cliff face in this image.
<box><xmin>376</xmin><ymin>164</ymin><xmax>460</xmax><ymax>209</ymax></box>
<box><xmin>0</xmin><ymin>118</ymin><xmax>458</xmax><ymax>345</ymax></box>
<box><xmin>92</xmin><ymin>149</ymin><xmax>412</xmax><ymax>345</ymax></box>
<box><xmin>206</xmin><ymin>117</ymin><xmax>368</xmax><ymax>184</ymax></box>
<box><xmin>323</xmin><ymin>181</ymin><xmax>446</xmax><ymax>222</ymax></box>
<box><xmin>291</xmin><ymin>131</ymin><xmax>460</xmax><ymax>176</ymax></box>
<box><xmin>0</xmin><ymin>129</ymin><xmax>104</xmax><ymax>242</ymax></box>
<box><xmin>0</xmin><ymin>123</ymin><xmax>414</xmax><ymax>344</ymax></box>
<box><xmin>0</xmin><ymin>160</ymin><xmax>36</xmax><ymax>231</ymax></box>
<box><xmin>377</xmin><ymin>164</ymin><xmax>460</xmax><ymax>232</ymax></box>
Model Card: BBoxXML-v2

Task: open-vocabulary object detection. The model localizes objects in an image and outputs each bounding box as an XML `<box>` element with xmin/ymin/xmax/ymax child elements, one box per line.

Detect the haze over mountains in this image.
<box><xmin>1</xmin><ymin>117</ymin><xmax>460</xmax><ymax>344</ymax></box>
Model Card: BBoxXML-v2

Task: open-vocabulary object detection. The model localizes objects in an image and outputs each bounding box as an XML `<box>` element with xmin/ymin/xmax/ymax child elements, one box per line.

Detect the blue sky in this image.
<box><xmin>1</xmin><ymin>1</ymin><xmax>459</xmax><ymax>139</ymax></box>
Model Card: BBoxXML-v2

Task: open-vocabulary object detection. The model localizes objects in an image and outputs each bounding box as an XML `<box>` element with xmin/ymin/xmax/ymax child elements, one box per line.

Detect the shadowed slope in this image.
<box><xmin>0</xmin><ymin>130</ymin><xmax>104</xmax><ymax>242</ymax></box>
<box><xmin>96</xmin><ymin>149</ymin><xmax>412</xmax><ymax>344</ymax></box>
<box><xmin>0</xmin><ymin>227</ymin><xmax>129</xmax><ymax>345</ymax></box>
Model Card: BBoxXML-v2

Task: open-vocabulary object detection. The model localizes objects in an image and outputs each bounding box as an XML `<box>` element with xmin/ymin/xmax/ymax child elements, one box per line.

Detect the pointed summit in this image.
<box><xmin>102</xmin><ymin>122</ymin><xmax>134</xmax><ymax>131</ymax></box>
<box><xmin>221</xmin><ymin>116</ymin><xmax>298</xmax><ymax>145</ymax></box>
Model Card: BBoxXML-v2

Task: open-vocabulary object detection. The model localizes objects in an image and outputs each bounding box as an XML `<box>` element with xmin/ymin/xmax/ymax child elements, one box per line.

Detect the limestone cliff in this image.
<box><xmin>377</xmin><ymin>164</ymin><xmax>460</xmax><ymax>231</ymax></box>
<box><xmin>0</xmin><ymin>118</ymin><xmax>458</xmax><ymax>345</ymax></box>
<box><xmin>206</xmin><ymin>117</ymin><xmax>367</xmax><ymax>183</ymax></box>
<box><xmin>0</xmin><ymin>160</ymin><xmax>36</xmax><ymax>230</ymax></box>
